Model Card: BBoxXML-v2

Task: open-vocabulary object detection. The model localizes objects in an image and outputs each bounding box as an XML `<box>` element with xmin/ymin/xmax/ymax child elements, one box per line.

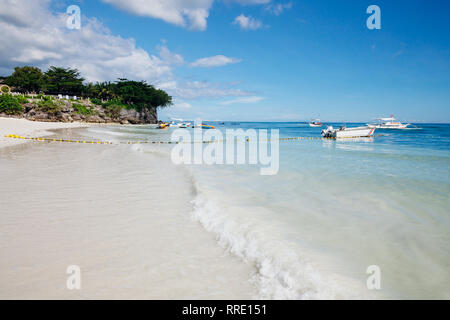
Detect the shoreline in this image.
<box><xmin>0</xmin><ymin>117</ymin><xmax>90</xmax><ymax>149</ymax></box>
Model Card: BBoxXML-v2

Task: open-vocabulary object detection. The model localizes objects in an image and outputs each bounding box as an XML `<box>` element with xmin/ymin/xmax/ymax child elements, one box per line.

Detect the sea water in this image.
<box><xmin>1</xmin><ymin>123</ymin><xmax>449</xmax><ymax>299</ymax></box>
<box><xmin>83</xmin><ymin>122</ymin><xmax>450</xmax><ymax>299</ymax></box>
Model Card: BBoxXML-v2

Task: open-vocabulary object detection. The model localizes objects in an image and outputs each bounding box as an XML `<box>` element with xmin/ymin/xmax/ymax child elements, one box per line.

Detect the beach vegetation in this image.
<box><xmin>3</xmin><ymin>65</ymin><xmax>173</xmax><ymax>121</ymax></box>
<box><xmin>89</xmin><ymin>82</ymin><xmax>117</xmax><ymax>101</ymax></box>
<box><xmin>72</xmin><ymin>103</ymin><xmax>95</xmax><ymax>115</ymax></box>
<box><xmin>44</xmin><ymin>67</ymin><xmax>84</xmax><ymax>96</ymax></box>
<box><xmin>5</xmin><ymin>66</ymin><xmax>45</xmax><ymax>93</ymax></box>
<box><xmin>113</xmin><ymin>79</ymin><xmax>172</xmax><ymax>111</ymax></box>
<box><xmin>102</xmin><ymin>98</ymin><xmax>127</xmax><ymax>108</ymax></box>
<box><xmin>0</xmin><ymin>94</ymin><xmax>24</xmax><ymax>115</ymax></box>
<box><xmin>16</xmin><ymin>95</ymin><xmax>30</xmax><ymax>104</ymax></box>
<box><xmin>37</xmin><ymin>99</ymin><xmax>63</xmax><ymax>115</ymax></box>
<box><xmin>90</xmin><ymin>98</ymin><xmax>103</xmax><ymax>105</ymax></box>
<box><xmin>104</xmin><ymin>104</ymin><xmax>122</xmax><ymax>118</ymax></box>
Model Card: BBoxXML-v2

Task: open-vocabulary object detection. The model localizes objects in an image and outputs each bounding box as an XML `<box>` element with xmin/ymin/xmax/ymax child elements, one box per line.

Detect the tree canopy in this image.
<box><xmin>44</xmin><ymin>66</ymin><xmax>84</xmax><ymax>95</ymax></box>
<box><xmin>114</xmin><ymin>80</ymin><xmax>172</xmax><ymax>111</ymax></box>
<box><xmin>5</xmin><ymin>66</ymin><xmax>44</xmax><ymax>93</ymax></box>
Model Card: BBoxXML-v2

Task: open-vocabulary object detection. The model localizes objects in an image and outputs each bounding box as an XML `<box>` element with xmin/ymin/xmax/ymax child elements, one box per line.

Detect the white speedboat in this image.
<box><xmin>179</xmin><ymin>122</ymin><xmax>191</xmax><ymax>128</ymax></box>
<box><xmin>367</xmin><ymin>116</ymin><xmax>410</xmax><ymax>129</ymax></box>
<box><xmin>309</xmin><ymin>119</ymin><xmax>323</xmax><ymax>127</ymax></box>
<box><xmin>169</xmin><ymin>121</ymin><xmax>181</xmax><ymax>127</ymax></box>
<box><xmin>321</xmin><ymin>125</ymin><xmax>375</xmax><ymax>138</ymax></box>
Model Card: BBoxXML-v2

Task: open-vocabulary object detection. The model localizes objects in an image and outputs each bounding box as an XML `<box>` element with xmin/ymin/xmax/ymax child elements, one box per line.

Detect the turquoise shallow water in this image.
<box><xmin>85</xmin><ymin>122</ymin><xmax>450</xmax><ymax>299</ymax></box>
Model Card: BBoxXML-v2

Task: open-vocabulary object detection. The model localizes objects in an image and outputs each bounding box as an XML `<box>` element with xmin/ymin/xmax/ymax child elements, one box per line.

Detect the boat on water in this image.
<box><xmin>157</xmin><ymin>122</ymin><xmax>169</xmax><ymax>129</ymax></box>
<box><xmin>321</xmin><ymin>125</ymin><xmax>375</xmax><ymax>138</ymax></box>
<box><xmin>309</xmin><ymin>119</ymin><xmax>323</xmax><ymax>127</ymax></box>
<box><xmin>195</xmin><ymin>124</ymin><xmax>215</xmax><ymax>129</ymax></box>
<box><xmin>367</xmin><ymin>116</ymin><xmax>410</xmax><ymax>129</ymax></box>
<box><xmin>179</xmin><ymin>122</ymin><xmax>192</xmax><ymax>128</ymax></box>
<box><xmin>169</xmin><ymin>121</ymin><xmax>182</xmax><ymax>127</ymax></box>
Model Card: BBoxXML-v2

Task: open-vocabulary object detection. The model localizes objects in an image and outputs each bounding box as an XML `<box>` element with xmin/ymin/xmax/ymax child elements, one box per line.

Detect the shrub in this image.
<box><xmin>72</xmin><ymin>103</ymin><xmax>95</xmax><ymax>115</ymax></box>
<box><xmin>0</xmin><ymin>94</ymin><xmax>24</xmax><ymax>115</ymax></box>
<box><xmin>37</xmin><ymin>99</ymin><xmax>62</xmax><ymax>114</ymax></box>
<box><xmin>90</xmin><ymin>98</ymin><xmax>103</xmax><ymax>105</ymax></box>
<box><xmin>102</xmin><ymin>99</ymin><xmax>127</xmax><ymax>108</ymax></box>
<box><xmin>16</xmin><ymin>95</ymin><xmax>29</xmax><ymax>104</ymax></box>
<box><xmin>104</xmin><ymin>104</ymin><xmax>122</xmax><ymax>119</ymax></box>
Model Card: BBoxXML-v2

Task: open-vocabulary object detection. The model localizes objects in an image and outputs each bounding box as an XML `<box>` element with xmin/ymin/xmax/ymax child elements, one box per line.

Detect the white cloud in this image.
<box><xmin>190</xmin><ymin>55</ymin><xmax>241</xmax><ymax>68</ymax></box>
<box><xmin>101</xmin><ymin>0</ymin><xmax>272</xmax><ymax>31</ymax></box>
<box><xmin>0</xmin><ymin>0</ymin><xmax>176</xmax><ymax>83</ymax></box>
<box><xmin>265</xmin><ymin>2</ymin><xmax>292</xmax><ymax>16</ymax></box>
<box><xmin>0</xmin><ymin>0</ymin><xmax>255</xmax><ymax>101</ymax></box>
<box><xmin>159</xmin><ymin>80</ymin><xmax>254</xmax><ymax>100</ymax></box>
<box><xmin>220</xmin><ymin>96</ymin><xmax>264</xmax><ymax>105</ymax></box>
<box><xmin>173</xmin><ymin>101</ymin><xmax>192</xmax><ymax>109</ymax></box>
<box><xmin>101</xmin><ymin>0</ymin><xmax>213</xmax><ymax>31</ymax></box>
<box><xmin>233</xmin><ymin>14</ymin><xmax>263</xmax><ymax>30</ymax></box>
<box><xmin>158</xmin><ymin>45</ymin><xmax>184</xmax><ymax>66</ymax></box>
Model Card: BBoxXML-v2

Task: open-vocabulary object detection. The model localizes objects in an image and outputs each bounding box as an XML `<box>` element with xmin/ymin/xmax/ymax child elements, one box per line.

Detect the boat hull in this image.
<box><xmin>322</xmin><ymin>126</ymin><xmax>375</xmax><ymax>138</ymax></box>
<box><xmin>335</xmin><ymin>127</ymin><xmax>375</xmax><ymax>138</ymax></box>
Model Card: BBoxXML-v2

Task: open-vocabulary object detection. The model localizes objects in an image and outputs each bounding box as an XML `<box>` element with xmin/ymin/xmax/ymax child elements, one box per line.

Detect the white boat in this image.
<box><xmin>367</xmin><ymin>116</ymin><xmax>410</xmax><ymax>129</ymax></box>
<box><xmin>169</xmin><ymin>121</ymin><xmax>180</xmax><ymax>127</ymax></box>
<box><xmin>179</xmin><ymin>122</ymin><xmax>191</xmax><ymax>128</ymax></box>
<box><xmin>321</xmin><ymin>125</ymin><xmax>375</xmax><ymax>138</ymax></box>
<box><xmin>309</xmin><ymin>119</ymin><xmax>323</xmax><ymax>127</ymax></box>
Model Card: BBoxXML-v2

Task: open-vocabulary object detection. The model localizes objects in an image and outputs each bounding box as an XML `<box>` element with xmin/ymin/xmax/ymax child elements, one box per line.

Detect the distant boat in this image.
<box><xmin>322</xmin><ymin>125</ymin><xmax>375</xmax><ymax>138</ymax></box>
<box><xmin>367</xmin><ymin>115</ymin><xmax>410</xmax><ymax>129</ymax></box>
<box><xmin>179</xmin><ymin>122</ymin><xmax>191</xmax><ymax>128</ymax></box>
<box><xmin>309</xmin><ymin>119</ymin><xmax>323</xmax><ymax>127</ymax></box>
<box><xmin>157</xmin><ymin>122</ymin><xmax>169</xmax><ymax>129</ymax></box>
<box><xmin>169</xmin><ymin>121</ymin><xmax>181</xmax><ymax>127</ymax></box>
<box><xmin>194</xmin><ymin>124</ymin><xmax>215</xmax><ymax>129</ymax></box>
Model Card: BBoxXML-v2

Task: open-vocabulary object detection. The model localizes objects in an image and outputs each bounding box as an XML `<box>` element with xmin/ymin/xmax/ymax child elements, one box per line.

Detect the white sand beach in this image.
<box><xmin>0</xmin><ymin>121</ymin><xmax>256</xmax><ymax>299</ymax></box>
<box><xmin>0</xmin><ymin>117</ymin><xmax>88</xmax><ymax>149</ymax></box>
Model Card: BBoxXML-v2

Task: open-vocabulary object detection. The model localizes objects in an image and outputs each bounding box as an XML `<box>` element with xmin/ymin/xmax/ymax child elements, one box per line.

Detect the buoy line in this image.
<box><xmin>4</xmin><ymin>134</ymin><xmax>381</xmax><ymax>145</ymax></box>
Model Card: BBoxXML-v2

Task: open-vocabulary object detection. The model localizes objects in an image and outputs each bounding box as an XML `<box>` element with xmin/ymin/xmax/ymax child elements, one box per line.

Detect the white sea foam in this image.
<box><xmin>189</xmin><ymin>187</ymin><xmax>360</xmax><ymax>299</ymax></box>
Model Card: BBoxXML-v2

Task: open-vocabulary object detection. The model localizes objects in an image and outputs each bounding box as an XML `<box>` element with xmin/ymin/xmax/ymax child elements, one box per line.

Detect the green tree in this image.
<box><xmin>5</xmin><ymin>66</ymin><xmax>44</xmax><ymax>93</ymax></box>
<box><xmin>114</xmin><ymin>79</ymin><xmax>172</xmax><ymax>111</ymax></box>
<box><xmin>92</xmin><ymin>81</ymin><xmax>117</xmax><ymax>101</ymax></box>
<box><xmin>80</xmin><ymin>82</ymin><xmax>94</xmax><ymax>99</ymax></box>
<box><xmin>44</xmin><ymin>66</ymin><xmax>84</xmax><ymax>95</ymax></box>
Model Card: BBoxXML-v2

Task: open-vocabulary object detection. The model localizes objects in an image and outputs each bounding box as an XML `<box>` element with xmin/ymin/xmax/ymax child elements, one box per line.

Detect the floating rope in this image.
<box><xmin>4</xmin><ymin>134</ymin><xmax>380</xmax><ymax>145</ymax></box>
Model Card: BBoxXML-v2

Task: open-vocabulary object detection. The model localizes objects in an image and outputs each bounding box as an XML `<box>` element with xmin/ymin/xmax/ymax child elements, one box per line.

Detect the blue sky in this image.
<box><xmin>1</xmin><ymin>0</ymin><xmax>449</xmax><ymax>122</ymax></box>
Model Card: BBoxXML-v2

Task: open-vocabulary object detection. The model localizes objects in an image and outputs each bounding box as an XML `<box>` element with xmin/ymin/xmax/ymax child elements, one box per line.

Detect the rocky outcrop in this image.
<box><xmin>117</xmin><ymin>108</ymin><xmax>157</xmax><ymax>124</ymax></box>
<box><xmin>0</xmin><ymin>100</ymin><xmax>158</xmax><ymax>124</ymax></box>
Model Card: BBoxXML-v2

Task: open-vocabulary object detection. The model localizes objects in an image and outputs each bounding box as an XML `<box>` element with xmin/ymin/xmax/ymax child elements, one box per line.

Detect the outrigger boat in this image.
<box><xmin>309</xmin><ymin>119</ymin><xmax>323</xmax><ymax>127</ymax></box>
<box><xmin>367</xmin><ymin>115</ymin><xmax>410</xmax><ymax>129</ymax></box>
<box><xmin>321</xmin><ymin>125</ymin><xmax>375</xmax><ymax>138</ymax></box>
